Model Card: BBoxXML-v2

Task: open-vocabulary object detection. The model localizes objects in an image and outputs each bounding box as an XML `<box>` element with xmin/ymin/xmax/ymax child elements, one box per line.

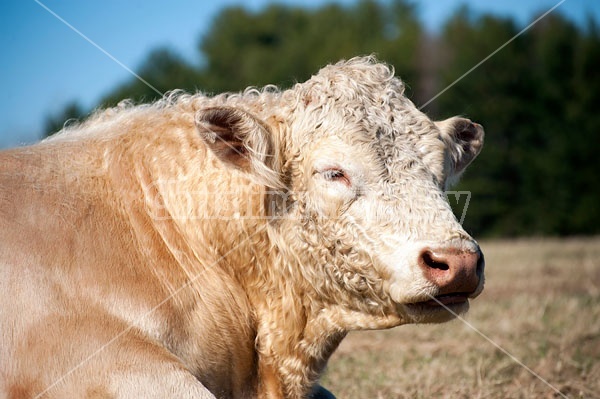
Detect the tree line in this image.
<box><xmin>45</xmin><ymin>0</ymin><xmax>600</xmax><ymax>237</ymax></box>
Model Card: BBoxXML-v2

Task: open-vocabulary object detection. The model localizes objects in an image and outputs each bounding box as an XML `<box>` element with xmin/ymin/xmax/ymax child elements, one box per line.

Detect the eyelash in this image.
<box><xmin>321</xmin><ymin>168</ymin><xmax>351</xmax><ymax>186</ymax></box>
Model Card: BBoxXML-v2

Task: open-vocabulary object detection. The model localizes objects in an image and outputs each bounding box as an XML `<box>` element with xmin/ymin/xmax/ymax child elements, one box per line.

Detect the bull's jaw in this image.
<box><xmin>388</xmin><ymin>272</ymin><xmax>474</xmax><ymax>324</ymax></box>
<box><xmin>402</xmin><ymin>297</ymin><xmax>471</xmax><ymax>324</ymax></box>
<box><xmin>320</xmin><ymin>304</ymin><xmax>407</xmax><ymax>331</ymax></box>
<box><xmin>401</xmin><ymin>268</ymin><xmax>485</xmax><ymax>324</ymax></box>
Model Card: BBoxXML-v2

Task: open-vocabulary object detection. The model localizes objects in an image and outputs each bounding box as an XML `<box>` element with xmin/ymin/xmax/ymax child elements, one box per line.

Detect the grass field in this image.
<box><xmin>321</xmin><ymin>238</ymin><xmax>600</xmax><ymax>398</ymax></box>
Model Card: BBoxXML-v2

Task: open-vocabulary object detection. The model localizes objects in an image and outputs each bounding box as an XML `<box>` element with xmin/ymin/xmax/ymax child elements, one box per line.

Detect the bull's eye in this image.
<box><xmin>321</xmin><ymin>168</ymin><xmax>351</xmax><ymax>187</ymax></box>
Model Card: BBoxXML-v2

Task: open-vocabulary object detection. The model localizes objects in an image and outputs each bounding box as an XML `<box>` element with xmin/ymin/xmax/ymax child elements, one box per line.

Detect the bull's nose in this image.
<box><xmin>418</xmin><ymin>246</ymin><xmax>484</xmax><ymax>295</ymax></box>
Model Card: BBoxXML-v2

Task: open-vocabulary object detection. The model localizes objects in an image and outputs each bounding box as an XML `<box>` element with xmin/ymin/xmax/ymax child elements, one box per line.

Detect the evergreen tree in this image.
<box><xmin>42</xmin><ymin>1</ymin><xmax>600</xmax><ymax>236</ymax></box>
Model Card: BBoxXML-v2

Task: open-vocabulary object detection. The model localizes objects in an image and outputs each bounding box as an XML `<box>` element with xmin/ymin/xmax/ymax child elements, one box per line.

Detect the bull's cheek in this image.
<box><xmin>306</xmin><ymin>194</ymin><xmax>349</xmax><ymax>221</ymax></box>
<box><xmin>296</xmin><ymin>227</ymin><xmax>391</xmax><ymax>309</ymax></box>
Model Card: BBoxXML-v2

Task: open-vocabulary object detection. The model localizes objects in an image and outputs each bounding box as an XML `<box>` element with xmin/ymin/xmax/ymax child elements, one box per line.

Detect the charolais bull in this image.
<box><xmin>0</xmin><ymin>56</ymin><xmax>484</xmax><ymax>399</ymax></box>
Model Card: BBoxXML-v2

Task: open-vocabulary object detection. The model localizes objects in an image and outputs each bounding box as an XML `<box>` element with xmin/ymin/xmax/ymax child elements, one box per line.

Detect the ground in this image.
<box><xmin>322</xmin><ymin>237</ymin><xmax>600</xmax><ymax>398</ymax></box>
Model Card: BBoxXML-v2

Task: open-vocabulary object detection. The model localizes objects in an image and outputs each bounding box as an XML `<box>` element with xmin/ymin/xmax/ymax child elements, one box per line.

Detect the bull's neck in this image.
<box><xmin>120</xmin><ymin>145</ymin><xmax>345</xmax><ymax>397</ymax></box>
<box><xmin>243</xmin><ymin>253</ymin><xmax>346</xmax><ymax>399</ymax></box>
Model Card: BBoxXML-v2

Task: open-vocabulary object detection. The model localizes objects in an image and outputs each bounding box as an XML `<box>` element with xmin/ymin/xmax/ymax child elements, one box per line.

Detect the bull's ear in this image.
<box><xmin>195</xmin><ymin>106</ymin><xmax>282</xmax><ymax>188</ymax></box>
<box><xmin>436</xmin><ymin>117</ymin><xmax>484</xmax><ymax>179</ymax></box>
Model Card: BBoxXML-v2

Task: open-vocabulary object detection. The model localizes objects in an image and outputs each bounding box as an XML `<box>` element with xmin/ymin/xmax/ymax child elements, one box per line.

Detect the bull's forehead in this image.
<box><xmin>375</xmin><ymin>118</ymin><xmax>447</xmax><ymax>187</ymax></box>
<box><xmin>292</xmin><ymin>65</ymin><xmax>448</xmax><ymax>186</ymax></box>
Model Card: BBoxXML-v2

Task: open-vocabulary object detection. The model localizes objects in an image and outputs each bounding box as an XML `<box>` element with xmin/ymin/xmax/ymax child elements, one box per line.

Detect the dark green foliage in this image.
<box><xmin>434</xmin><ymin>8</ymin><xmax>600</xmax><ymax>236</ymax></box>
<box><xmin>100</xmin><ymin>47</ymin><xmax>204</xmax><ymax>107</ymax></box>
<box><xmin>199</xmin><ymin>1</ymin><xmax>422</xmax><ymax>92</ymax></box>
<box><xmin>43</xmin><ymin>0</ymin><xmax>600</xmax><ymax>237</ymax></box>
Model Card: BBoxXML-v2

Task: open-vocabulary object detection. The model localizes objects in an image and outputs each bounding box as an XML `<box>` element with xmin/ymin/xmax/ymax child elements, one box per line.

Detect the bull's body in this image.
<box><xmin>0</xmin><ymin>57</ymin><xmax>484</xmax><ymax>398</ymax></box>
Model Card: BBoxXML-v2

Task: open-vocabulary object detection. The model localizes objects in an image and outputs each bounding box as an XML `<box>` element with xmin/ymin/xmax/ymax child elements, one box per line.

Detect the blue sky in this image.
<box><xmin>1</xmin><ymin>0</ymin><xmax>598</xmax><ymax>148</ymax></box>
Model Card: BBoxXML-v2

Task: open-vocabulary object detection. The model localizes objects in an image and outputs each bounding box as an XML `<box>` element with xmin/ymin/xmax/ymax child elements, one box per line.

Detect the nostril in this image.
<box><xmin>421</xmin><ymin>251</ymin><xmax>449</xmax><ymax>271</ymax></box>
<box><xmin>418</xmin><ymin>246</ymin><xmax>483</xmax><ymax>295</ymax></box>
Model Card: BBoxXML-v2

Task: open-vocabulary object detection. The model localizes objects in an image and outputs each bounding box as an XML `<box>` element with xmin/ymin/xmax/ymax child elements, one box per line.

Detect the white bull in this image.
<box><xmin>0</xmin><ymin>56</ymin><xmax>484</xmax><ymax>399</ymax></box>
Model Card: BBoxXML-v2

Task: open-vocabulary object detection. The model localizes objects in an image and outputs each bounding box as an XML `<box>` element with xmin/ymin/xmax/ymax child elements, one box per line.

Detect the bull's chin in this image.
<box><xmin>402</xmin><ymin>294</ymin><xmax>471</xmax><ymax>324</ymax></box>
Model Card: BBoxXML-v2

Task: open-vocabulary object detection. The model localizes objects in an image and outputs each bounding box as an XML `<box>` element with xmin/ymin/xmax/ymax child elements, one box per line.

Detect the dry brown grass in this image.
<box><xmin>321</xmin><ymin>237</ymin><xmax>600</xmax><ymax>398</ymax></box>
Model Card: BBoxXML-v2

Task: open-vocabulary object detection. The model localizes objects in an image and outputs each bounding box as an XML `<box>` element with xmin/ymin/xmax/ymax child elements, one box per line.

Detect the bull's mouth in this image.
<box><xmin>400</xmin><ymin>291</ymin><xmax>477</xmax><ymax>323</ymax></box>
<box><xmin>408</xmin><ymin>292</ymin><xmax>473</xmax><ymax>308</ymax></box>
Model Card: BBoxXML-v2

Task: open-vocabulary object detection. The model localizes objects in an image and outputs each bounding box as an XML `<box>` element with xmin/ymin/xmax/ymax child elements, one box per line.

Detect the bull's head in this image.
<box><xmin>196</xmin><ymin>56</ymin><xmax>484</xmax><ymax>328</ymax></box>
